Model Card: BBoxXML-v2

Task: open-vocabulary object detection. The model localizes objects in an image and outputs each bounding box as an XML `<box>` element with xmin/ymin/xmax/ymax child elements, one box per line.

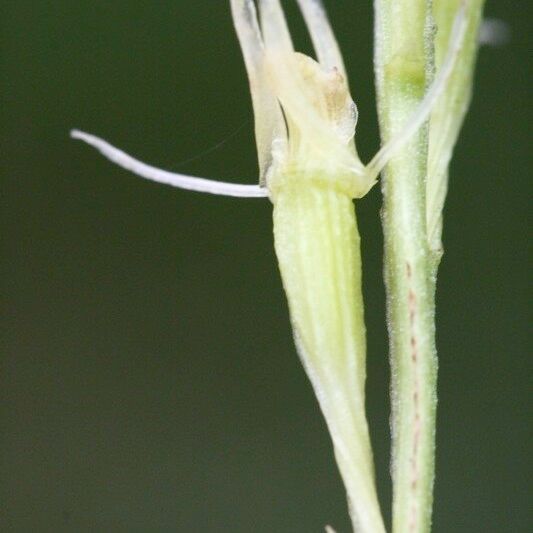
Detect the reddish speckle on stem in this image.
<box><xmin>406</xmin><ymin>262</ymin><xmax>421</xmax><ymax>532</ymax></box>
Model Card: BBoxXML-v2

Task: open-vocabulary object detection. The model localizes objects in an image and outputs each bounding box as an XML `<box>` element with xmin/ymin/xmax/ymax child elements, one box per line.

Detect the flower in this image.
<box><xmin>70</xmin><ymin>2</ymin><xmax>470</xmax><ymax>531</ymax></box>
<box><xmin>71</xmin><ymin>0</ymin><xmax>468</xmax><ymax>204</ymax></box>
<box><xmin>231</xmin><ymin>0</ymin><xmax>368</xmax><ymax>199</ymax></box>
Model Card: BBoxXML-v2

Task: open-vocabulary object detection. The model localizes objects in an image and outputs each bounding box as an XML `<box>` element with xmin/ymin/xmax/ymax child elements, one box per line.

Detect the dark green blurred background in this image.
<box><xmin>1</xmin><ymin>1</ymin><xmax>529</xmax><ymax>532</ymax></box>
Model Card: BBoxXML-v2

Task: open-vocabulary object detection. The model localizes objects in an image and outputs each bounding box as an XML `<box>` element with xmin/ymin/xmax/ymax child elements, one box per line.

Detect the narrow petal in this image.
<box><xmin>71</xmin><ymin>130</ymin><xmax>268</xmax><ymax>198</ymax></box>
<box><xmin>296</xmin><ymin>0</ymin><xmax>347</xmax><ymax>78</ymax></box>
<box><xmin>230</xmin><ymin>0</ymin><xmax>287</xmax><ymax>185</ymax></box>
<box><xmin>258</xmin><ymin>0</ymin><xmax>294</xmax><ymax>56</ymax></box>
<box><xmin>366</xmin><ymin>1</ymin><xmax>468</xmax><ymax>180</ymax></box>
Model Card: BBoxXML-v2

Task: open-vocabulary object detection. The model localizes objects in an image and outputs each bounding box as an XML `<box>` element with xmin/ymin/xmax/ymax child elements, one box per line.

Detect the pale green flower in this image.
<box><xmin>72</xmin><ymin>1</ymin><xmax>466</xmax><ymax>203</ymax></box>
<box><xmin>72</xmin><ymin>2</ymin><xmax>470</xmax><ymax>531</ymax></box>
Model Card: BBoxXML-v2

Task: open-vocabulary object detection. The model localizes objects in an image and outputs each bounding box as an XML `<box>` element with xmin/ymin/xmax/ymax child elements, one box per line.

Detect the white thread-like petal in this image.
<box><xmin>296</xmin><ymin>0</ymin><xmax>347</xmax><ymax>78</ymax></box>
<box><xmin>366</xmin><ymin>2</ymin><xmax>468</xmax><ymax>180</ymax></box>
<box><xmin>71</xmin><ymin>130</ymin><xmax>268</xmax><ymax>198</ymax></box>
<box><xmin>230</xmin><ymin>0</ymin><xmax>287</xmax><ymax>185</ymax></box>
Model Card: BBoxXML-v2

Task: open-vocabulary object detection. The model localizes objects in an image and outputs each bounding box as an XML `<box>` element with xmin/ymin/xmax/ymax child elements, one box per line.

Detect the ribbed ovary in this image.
<box><xmin>273</xmin><ymin>182</ymin><xmax>385</xmax><ymax>533</ymax></box>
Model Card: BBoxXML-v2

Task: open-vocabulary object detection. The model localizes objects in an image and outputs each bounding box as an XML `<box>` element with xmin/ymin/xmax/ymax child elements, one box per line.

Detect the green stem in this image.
<box><xmin>373</xmin><ymin>1</ymin><xmax>437</xmax><ymax>532</ymax></box>
<box><xmin>381</xmin><ymin>168</ymin><xmax>438</xmax><ymax>533</ymax></box>
<box><xmin>273</xmin><ymin>180</ymin><xmax>385</xmax><ymax>533</ymax></box>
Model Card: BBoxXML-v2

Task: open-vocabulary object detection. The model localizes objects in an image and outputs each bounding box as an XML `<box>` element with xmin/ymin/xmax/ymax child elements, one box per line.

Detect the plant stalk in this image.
<box><xmin>373</xmin><ymin>1</ymin><xmax>438</xmax><ymax>532</ymax></box>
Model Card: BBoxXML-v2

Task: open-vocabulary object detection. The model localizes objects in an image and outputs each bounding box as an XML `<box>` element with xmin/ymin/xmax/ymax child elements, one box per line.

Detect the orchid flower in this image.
<box><xmin>72</xmin><ymin>1</ymin><xmax>469</xmax><ymax>532</ymax></box>
<box><xmin>72</xmin><ymin>0</ymin><xmax>466</xmax><ymax>203</ymax></box>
